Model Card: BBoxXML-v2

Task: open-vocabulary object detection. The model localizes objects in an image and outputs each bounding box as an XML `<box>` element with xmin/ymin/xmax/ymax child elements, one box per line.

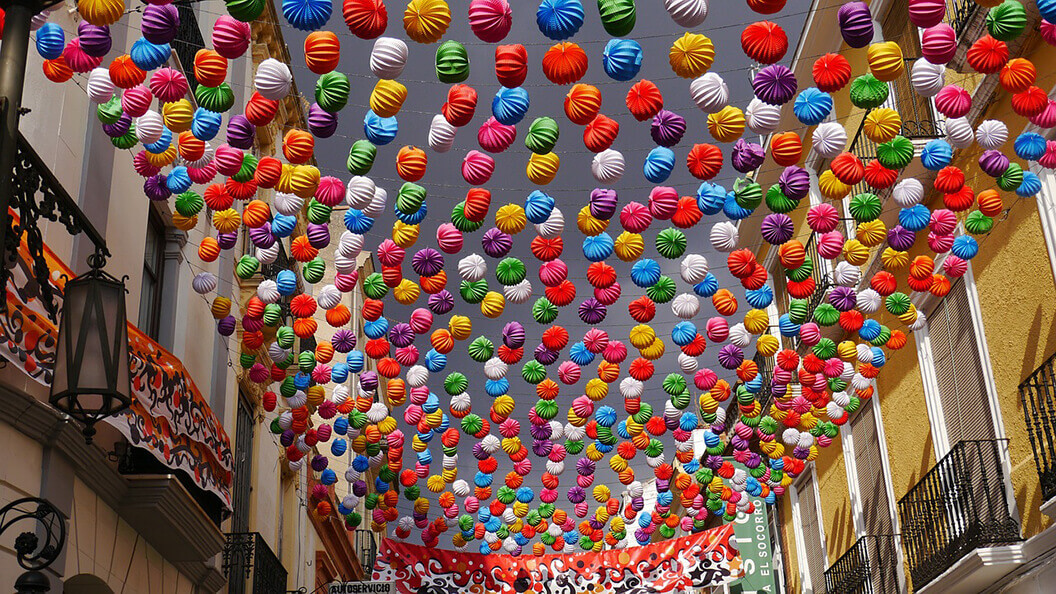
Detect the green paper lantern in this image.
<box><xmin>965</xmin><ymin>210</ymin><xmax>994</xmax><ymax>235</ymax></box>
<box><xmin>396</xmin><ymin>182</ymin><xmax>427</xmax><ymax>215</ymax></box>
<box><xmin>565</xmin><ymin>439</ymin><xmax>584</xmax><ymax>454</ymax></box>
<box><xmin>460</xmin><ymin>413</ymin><xmax>484</xmax><ymax>434</ymax></box>
<box><xmin>849</xmin><ymin>74</ymin><xmax>889</xmax><ymax>110</ymax></box>
<box><xmin>225</xmin><ymin>0</ymin><xmax>265</xmax><ymax>22</ymax></box>
<box><xmin>302</xmin><ymin>257</ymin><xmax>325</xmax><ymax>284</ymax></box>
<box><xmin>812</xmin><ymin>338</ymin><xmax>837</xmax><ymax>359</ymax></box>
<box><xmin>869</xmin><ymin>325</ymin><xmax>891</xmax><ymax>347</ymax></box>
<box><xmin>535</xmin><ymin>399</ymin><xmax>559</xmax><ymax>419</ymax></box>
<box><xmin>315</xmin><ymin>71</ymin><xmax>350</xmax><ymax>113</ymax></box>
<box><xmin>598</xmin><ymin>0</ymin><xmax>636</xmax><ymax>36</ymax></box>
<box><xmin>435</xmin><ymin>40</ymin><xmax>470</xmax><ymax>83</ymax></box>
<box><xmin>787</xmin><ymin>258</ymin><xmax>814</xmax><ymax>282</ymax></box>
<box><xmin>670</xmin><ymin>390</ymin><xmax>691</xmax><ymax>410</ymax></box>
<box><xmin>232</xmin><ymin>153</ymin><xmax>258</xmax><ymax>182</ymax></box>
<box><xmin>175</xmin><ymin>191</ymin><xmax>204</xmax><ymax>217</ymax></box>
<box><xmin>97</xmin><ymin>97</ymin><xmax>122</xmax><ymax>124</ymax></box>
<box><xmin>646</xmin><ymin>275</ymin><xmax>677</xmax><ymax>303</ymax></box>
<box><xmin>451</xmin><ymin>201</ymin><xmax>485</xmax><ymax>233</ymax></box>
<box><xmin>734</xmin><ymin>177</ymin><xmax>763</xmax><ymax>210</ymax></box>
<box><xmin>298</xmin><ymin>350</ymin><xmax>316</xmax><ymax>373</ymax></box>
<box><xmin>986</xmin><ymin>0</ymin><xmax>1027</xmax><ymax>41</ymax></box>
<box><xmin>655</xmin><ymin>228</ymin><xmax>687</xmax><ymax>259</ymax></box>
<box><xmin>263</xmin><ymin>303</ymin><xmax>282</xmax><ymax>326</ymax></box>
<box><xmin>522</xmin><ymin>361</ymin><xmax>547</xmax><ymax>384</ymax></box>
<box><xmin>532</xmin><ymin>297</ymin><xmax>559</xmax><ymax>324</ymax></box>
<box><xmin>813</xmin><ymin>303</ymin><xmax>840</xmax><ymax>326</ymax></box>
<box><xmin>849</xmin><ymin>192</ymin><xmax>883</xmax><ymax>222</ymax></box>
<box><xmin>885</xmin><ymin>292</ymin><xmax>912</xmax><ymax>315</ymax></box>
<box><xmin>306</xmin><ymin>199</ymin><xmax>332</xmax><ymax>224</ymax></box>
<box><xmin>235</xmin><ymin>255</ymin><xmax>260</xmax><ymax>279</ymax></box>
<box><xmin>460</xmin><ymin>279</ymin><xmax>489</xmax><ymax>303</ymax></box>
<box><xmin>468</xmin><ymin>336</ymin><xmax>495</xmax><ymax>362</ymax></box>
<box><xmin>788</xmin><ymin>299</ymin><xmax>810</xmax><ymax>323</ymax></box>
<box><xmin>346</xmin><ymin>139</ymin><xmax>377</xmax><ymax>175</ymax></box>
<box><xmin>239</xmin><ymin>352</ymin><xmax>256</xmax><ymax>369</ymax></box>
<box><xmin>362</xmin><ymin>272</ymin><xmax>389</xmax><ymax>299</ymax></box>
<box><xmin>496</xmin><ymin>257</ymin><xmax>527</xmax><ymax>285</ymax></box>
<box><xmin>445</xmin><ymin>372</ymin><xmax>468</xmax><ymax>395</ymax></box>
<box><xmin>662</xmin><ymin>373</ymin><xmax>687</xmax><ymax>396</ymax></box>
<box><xmin>765</xmin><ymin>185</ymin><xmax>798</xmax><ymax>213</ymax></box>
<box><xmin>194</xmin><ymin>83</ymin><xmax>235</xmax><ymax>113</ymax></box>
<box><xmin>997</xmin><ymin>162</ymin><xmax>1024</xmax><ymax>192</ymax></box>
<box><xmin>112</xmin><ymin>126</ymin><xmax>138</xmax><ymax>149</ymax></box>
<box><xmin>525</xmin><ymin>117</ymin><xmax>560</xmax><ymax>154</ymax></box>
<box><xmin>876</xmin><ymin>136</ymin><xmax>914</xmax><ymax>170</ymax></box>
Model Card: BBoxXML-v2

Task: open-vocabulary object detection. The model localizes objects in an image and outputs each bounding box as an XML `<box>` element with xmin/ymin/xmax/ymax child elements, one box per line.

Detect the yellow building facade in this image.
<box><xmin>751</xmin><ymin>1</ymin><xmax>1056</xmax><ymax>592</ymax></box>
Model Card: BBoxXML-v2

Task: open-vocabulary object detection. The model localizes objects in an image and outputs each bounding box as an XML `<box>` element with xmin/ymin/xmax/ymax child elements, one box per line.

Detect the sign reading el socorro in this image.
<box><xmin>329</xmin><ymin>582</ymin><xmax>394</xmax><ymax>594</ymax></box>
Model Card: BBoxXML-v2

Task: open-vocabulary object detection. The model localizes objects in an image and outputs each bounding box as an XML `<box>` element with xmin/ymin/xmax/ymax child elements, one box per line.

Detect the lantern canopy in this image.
<box><xmin>49</xmin><ymin>267</ymin><xmax>132</xmax><ymax>443</ymax></box>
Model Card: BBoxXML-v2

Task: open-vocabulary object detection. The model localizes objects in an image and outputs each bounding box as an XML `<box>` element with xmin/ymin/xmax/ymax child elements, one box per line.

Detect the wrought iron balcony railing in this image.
<box><xmin>897</xmin><ymin>440</ymin><xmax>1020</xmax><ymax>589</ymax></box>
<box><xmin>824</xmin><ymin>534</ymin><xmax>901</xmax><ymax>594</ymax></box>
<box><xmin>945</xmin><ymin>0</ymin><xmax>981</xmax><ymax>38</ymax></box>
<box><xmin>223</xmin><ymin>532</ymin><xmax>288</xmax><ymax>594</ymax></box>
<box><xmin>355</xmin><ymin>529</ymin><xmax>378</xmax><ymax>577</ymax></box>
<box><xmin>1019</xmin><ymin>352</ymin><xmax>1056</xmax><ymax>502</ymax></box>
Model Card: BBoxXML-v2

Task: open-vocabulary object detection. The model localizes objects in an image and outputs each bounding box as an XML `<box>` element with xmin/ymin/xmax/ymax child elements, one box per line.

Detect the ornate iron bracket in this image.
<box><xmin>0</xmin><ymin>497</ymin><xmax>66</xmax><ymax>571</ymax></box>
<box><xmin>1</xmin><ymin>129</ymin><xmax>110</xmax><ymax>323</ymax></box>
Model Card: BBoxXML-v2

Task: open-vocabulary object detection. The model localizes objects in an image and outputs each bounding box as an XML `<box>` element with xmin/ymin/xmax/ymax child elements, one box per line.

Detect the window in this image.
<box><xmin>231</xmin><ymin>394</ymin><xmax>255</xmax><ymax>534</ymax></box>
<box><xmin>138</xmin><ymin>210</ymin><xmax>166</xmax><ymax>338</ymax></box>
<box><xmin>793</xmin><ymin>472</ymin><xmax>826</xmax><ymax>593</ymax></box>
<box><xmin>927</xmin><ymin>278</ymin><xmax>997</xmax><ymax>444</ymax></box>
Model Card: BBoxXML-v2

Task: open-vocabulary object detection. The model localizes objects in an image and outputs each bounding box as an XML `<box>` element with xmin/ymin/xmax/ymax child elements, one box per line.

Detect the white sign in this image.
<box><xmin>328</xmin><ymin>582</ymin><xmax>393</xmax><ymax>594</ymax></box>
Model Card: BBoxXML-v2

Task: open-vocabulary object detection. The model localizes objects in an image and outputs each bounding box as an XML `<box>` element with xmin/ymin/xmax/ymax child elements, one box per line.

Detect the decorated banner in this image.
<box><xmin>373</xmin><ymin>524</ymin><xmax>741</xmax><ymax>593</ymax></box>
<box><xmin>0</xmin><ymin>218</ymin><xmax>233</xmax><ymax>506</ymax></box>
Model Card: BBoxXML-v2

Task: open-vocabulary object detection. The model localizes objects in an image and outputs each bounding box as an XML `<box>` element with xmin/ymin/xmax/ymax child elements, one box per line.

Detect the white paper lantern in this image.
<box><xmin>135</xmin><ymin>110</ymin><xmax>164</xmax><ymax>145</ymax></box>
<box><xmin>254</xmin><ymin>58</ymin><xmax>292</xmax><ymax>100</ymax></box>
<box><xmin>663</xmin><ymin>0</ymin><xmax>708</xmax><ymax>27</ymax></box>
<box><xmin>257</xmin><ymin>279</ymin><xmax>280</xmax><ymax>303</ymax></box>
<box><xmin>257</xmin><ymin>243</ymin><xmax>280</xmax><ymax>265</ymax></box>
<box><xmin>428</xmin><ymin>114</ymin><xmax>457</xmax><ymax>153</ymax></box>
<box><xmin>911</xmin><ymin>59</ymin><xmax>945</xmax><ymax>97</ymax></box>
<box><xmin>191</xmin><ymin>272</ymin><xmax>217</xmax><ymax>294</ymax></box>
<box><xmin>503</xmin><ymin>279</ymin><xmax>533</xmax><ymax>304</ymax></box>
<box><xmin>812</xmin><ymin>121</ymin><xmax>848</xmax><ymax>158</ymax></box>
<box><xmin>337</xmin><ymin>231</ymin><xmax>365</xmax><ymax>259</ymax></box>
<box><xmin>746</xmin><ymin>97</ymin><xmax>781</xmax><ymax>134</ymax></box>
<box><xmin>591</xmin><ymin>149</ymin><xmax>625</xmax><ymax>184</ymax></box>
<box><xmin>345</xmin><ymin>176</ymin><xmax>376</xmax><ymax>209</ymax></box>
<box><xmin>893</xmin><ymin>177</ymin><xmax>924</xmax><ymax>207</ymax></box>
<box><xmin>87</xmin><ymin>68</ymin><xmax>115</xmax><ymax>103</ymax></box>
<box><xmin>536</xmin><ymin>207</ymin><xmax>564</xmax><ymax>237</ymax></box>
<box><xmin>690</xmin><ymin>72</ymin><xmax>729</xmax><ymax>113</ymax></box>
<box><xmin>274</xmin><ymin>192</ymin><xmax>304</xmax><ymax>216</ymax></box>
<box><xmin>975</xmin><ymin>119</ymin><xmax>1008</xmax><ymax>150</ymax></box>
<box><xmin>680</xmin><ymin>253</ymin><xmax>709</xmax><ymax>284</ymax></box>
<box><xmin>370</xmin><ymin>37</ymin><xmax>408</xmax><ymax>79</ymax></box>
<box><xmin>671</xmin><ymin>293</ymin><xmax>700</xmax><ymax>319</ymax></box>
<box><xmin>946</xmin><ymin>117</ymin><xmax>975</xmax><ymax>149</ymax></box>
<box><xmin>316</xmin><ymin>284</ymin><xmax>341</xmax><ymax>309</ymax></box>
<box><xmin>710</xmin><ymin>221</ymin><xmax>739</xmax><ymax>252</ymax></box>
<box><xmin>458</xmin><ymin>254</ymin><xmax>487</xmax><ymax>282</ymax></box>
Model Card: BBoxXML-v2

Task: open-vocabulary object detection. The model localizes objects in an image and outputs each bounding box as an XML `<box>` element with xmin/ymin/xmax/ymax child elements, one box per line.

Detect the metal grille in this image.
<box><xmin>231</xmin><ymin>396</ymin><xmax>255</xmax><ymax>534</ymax></box>
<box><xmin>171</xmin><ymin>1</ymin><xmax>206</xmax><ymax>91</ymax></box>
<box><xmin>753</xmin><ymin>350</ymin><xmax>775</xmax><ymax>412</ymax></box>
<box><xmin>927</xmin><ymin>279</ymin><xmax>996</xmax><ymax>445</ymax></box>
<box><xmin>897</xmin><ymin>440</ymin><xmax>1020</xmax><ymax>589</ymax></box>
<box><xmin>944</xmin><ymin>0</ymin><xmax>982</xmax><ymax>37</ymax></box>
<box><xmin>355</xmin><ymin>529</ymin><xmax>378</xmax><ymax>577</ymax></box>
<box><xmin>223</xmin><ymin>532</ymin><xmax>288</xmax><ymax>594</ymax></box>
<box><xmin>796</xmin><ymin>473</ymin><xmax>826</xmax><ymax>593</ymax></box>
<box><xmin>824</xmin><ymin>534</ymin><xmax>901</xmax><ymax>594</ymax></box>
<box><xmin>1019</xmin><ymin>352</ymin><xmax>1056</xmax><ymax>501</ymax></box>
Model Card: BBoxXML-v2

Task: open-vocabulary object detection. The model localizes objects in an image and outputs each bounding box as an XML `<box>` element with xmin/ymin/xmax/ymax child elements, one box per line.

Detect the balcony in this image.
<box><xmin>355</xmin><ymin>529</ymin><xmax>378</xmax><ymax>577</ymax></box>
<box><xmin>897</xmin><ymin>440</ymin><xmax>1021</xmax><ymax>590</ymax></box>
<box><xmin>944</xmin><ymin>0</ymin><xmax>982</xmax><ymax>39</ymax></box>
<box><xmin>223</xmin><ymin>532</ymin><xmax>288</xmax><ymax>594</ymax></box>
<box><xmin>1019</xmin><ymin>353</ymin><xmax>1056</xmax><ymax>509</ymax></box>
<box><xmin>171</xmin><ymin>0</ymin><xmax>206</xmax><ymax>90</ymax></box>
<box><xmin>824</xmin><ymin>534</ymin><xmax>902</xmax><ymax>594</ymax></box>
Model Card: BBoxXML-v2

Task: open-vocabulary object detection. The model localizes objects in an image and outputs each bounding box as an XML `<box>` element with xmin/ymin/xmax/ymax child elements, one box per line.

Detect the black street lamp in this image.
<box><xmin>49</xmin><ymin>252</ymin><xmax>132</xmax><ymax>444</ymax></box>
<box><xmin>0</xmin><ymin>497</ymin><xmax>66</xmax><ymax>594</ymax></box>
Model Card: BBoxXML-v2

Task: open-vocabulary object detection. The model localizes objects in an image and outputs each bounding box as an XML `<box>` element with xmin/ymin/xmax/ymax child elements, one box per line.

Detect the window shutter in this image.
<box><xmin>797</xmin><ymin>473</ymin><xmax>826</xmax><ymax>593</ymax></box>
<box><xmin>928</xmin><ymin>279</ymin><xmax>996</xmax><ymax>445</ymax></box>
<box><xmin>850</xmin><ymin>400</ymin><xmax>901</xmax><ymax>591</ymax></box>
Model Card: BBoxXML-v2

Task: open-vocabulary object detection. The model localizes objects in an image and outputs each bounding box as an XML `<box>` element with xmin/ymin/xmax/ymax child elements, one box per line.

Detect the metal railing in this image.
<box><xmin>223</xmin><ymin>532</ymin><xmax>288</xmax><ymax>594</ymax></box>
<box><xmin>824</xmin><ymin>534</ymin><xmax>901</xmax><ymax>594</ymax></box>
<box><xmin>1019</xmin><ymin>352</ymin><xmax>1056</xmax><ymax>502</ymax></box>
<box><xmin>897</xmin><ymin>440</ymin><xmax>1020</xmax><ymax>589</ymax></box>
<box><xmin>753</xmin><ymin>351</ymin><xmax>775</xmax><ymax>412</ymax></box>
<box><xmin>355</xmin><ymin>529</ymin><xmax>378</xmax><ymax>577</ymax></box>
<box><xmin>172</xmin><ymin>0</ymin><xmax>206</xmax><ymax>91</ymax></box>
<box><xmin>945</xmin><ymin>0</ymin><xmax>981</xmax><ymax>38</ymax></box>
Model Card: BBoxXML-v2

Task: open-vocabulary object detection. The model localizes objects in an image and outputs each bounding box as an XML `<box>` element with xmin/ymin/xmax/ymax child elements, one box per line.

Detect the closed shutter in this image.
<box><xmin>928</xmin><ymin>279</ymin><xmax>996</xmax><ymax>444</ymax></box>
<box><xmin>850</xmin><ymin>400</ymin><xmax>901</xmax><ymax>592</ymax></box>
<box><xmin>796</xmin><ymin>473</ymin><xmax>826</xmax><ymax>593</ymax></box>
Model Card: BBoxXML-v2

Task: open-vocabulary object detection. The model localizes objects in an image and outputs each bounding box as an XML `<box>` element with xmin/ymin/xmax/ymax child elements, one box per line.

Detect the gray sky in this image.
<box><xmin>281</xmin><ymin>0</ymin><xmax>807</xmax><ymax>546</ymax></box>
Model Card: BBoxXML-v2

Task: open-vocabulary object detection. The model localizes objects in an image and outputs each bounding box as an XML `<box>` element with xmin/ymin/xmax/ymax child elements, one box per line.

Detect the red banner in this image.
<box><xmin>373</xmin><ymin>524</ymin><xmax>742</xmax><ymax>594</ymax></box>
<box><xmin>1</xmin><ymin>223</ymin><xmax>232</xmax><ymax>507</ymax></box>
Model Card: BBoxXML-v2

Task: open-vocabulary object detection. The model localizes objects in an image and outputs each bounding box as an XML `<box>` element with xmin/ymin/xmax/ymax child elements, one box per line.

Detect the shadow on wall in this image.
<box><xmin>829</xmin><ymin>501</ymin><xmax>852</xmax><ymax>561</ymax></box>
<box><xmin>64</xmin><ymin>574</ymin><xmax>114</xmax><ymax>594</ymax></box>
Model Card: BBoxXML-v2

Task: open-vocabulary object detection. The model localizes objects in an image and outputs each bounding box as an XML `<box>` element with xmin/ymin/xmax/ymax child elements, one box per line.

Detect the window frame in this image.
<box><xmin>790</xmin><ymin>466</ymin><xmax>827</xmax><ymax>594</ymax></box>
<box><xmin>138</xmin><ymin>208</ymin><xmax>167</xmax><ymax>339</ymax></box>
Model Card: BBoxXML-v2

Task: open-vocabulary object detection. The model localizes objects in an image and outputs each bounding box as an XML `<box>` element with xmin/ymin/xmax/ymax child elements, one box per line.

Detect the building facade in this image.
<box><xmin>0</xmin><ymin>0</ymin><xmax>374</xmax><ymax>592</ymax></box>
<box><xmin>750</xmin><ymin>0</ymin><xmax>1056</xmax><ymax>592</ymax></box>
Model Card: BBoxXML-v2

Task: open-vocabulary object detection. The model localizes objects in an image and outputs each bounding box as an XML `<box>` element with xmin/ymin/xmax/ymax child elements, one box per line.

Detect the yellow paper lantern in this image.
<box><xmin>394</xmin><ymin>279</ymin><xmax>420</xmax><ymax>304</ymax></box>
<box><xmin>863</xmin><ymin>108</ymin><xmax>902</xmax><ymax>144</ymax></box>
<box><xmin>527</xmin><ymin>152</ymin><xmax>560</xmax><ymax>185</ymax></box>
<box><xmin>495</xmin><ymin>203</ymin><xmax>527</xmax><ymax>234</ymax></box>
<box><xmin>576</xmin><ymin>205</ymin><xmax>609</xmax><ymax>236</ymax></box>
<box><xmin>707</xmin><ymin>105</ymin><xmax>746</xmax><ymax>143</ymax></box>
<box><xmin>370</xmin><ymin>79</ymin><xmax>408</xmax><ymax>118</ymax></box>
<box><xmin>449</xmin><ymin>315</ymin><xmax>472</xmax><ymax>340</ymax></box>
<box><xmin>669</xmin><ymin>32</ymin><xmax>715</xmax><ymax>78</ymax></box>
<box><xmin>818</xmin><ymin>169</ymin><xmax>850</xmax><ymax>199</ymax></box>
<box><xmin>614</xmin><ymin>231</ymin><xmax>644</xmax><ymax>261</ymax></box>
<box><xmin>480</xmin><ymin>291</ymin><xmax>506</xmax><ymax>318</ymax></box>
<box><xmin>744</xmin><ymin>309</ymin><xmax>770</xmax><ymax>334</ymax></box>
<box><xmin>392</xmin><ymin>221</ymin><xmax>420</xmax><ymax>247</ymax></box>
<box><xmin>867</xmin><ymin>41</ymin><xmax>905</xmax><ymax>82</ymax></box>
<box><xmin>403</xmin><ymin>0</ymin><xmax>451</xmax><ymax>44</ymax></box>
<box><xmin>856</xmin><ymin>220</ymin><xmax>887</xmax><ymax>247</ymax></box>
<box><xmin>162</xmin><ymin>99</ymin><xmax>194</xmax><ymax>132</ymax></box>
